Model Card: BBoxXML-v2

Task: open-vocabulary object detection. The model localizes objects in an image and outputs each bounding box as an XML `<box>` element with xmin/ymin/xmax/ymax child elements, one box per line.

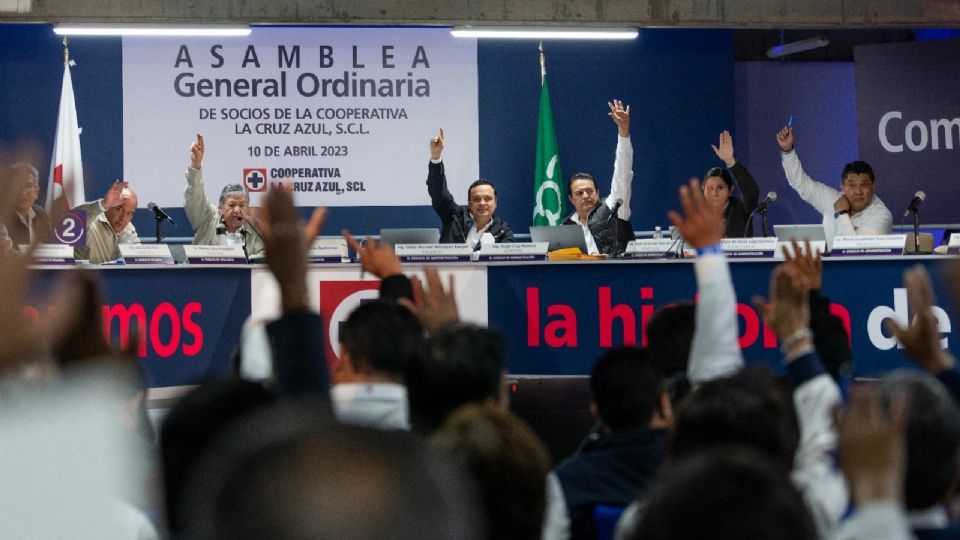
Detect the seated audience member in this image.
<box><xmin>407</xmin><ymin>323</ymin><xmax>508</xmax><ymax>434</ymax></box>
<box><xmin>618</xmin><ymin>446</ymin><xmax>817</xmax><ymax>540</ymax></box>
<box><xmin>432</xmin><ymin>403</ymin><xmax>552</xmax><ymax>540</ymax></box>
<box><xmin>564</xmin><ymin>100</ymin><xmax>635</xmax><ymax>256</ymax></box>
<box><xmin>553</xmin><ymin>347</ymin><xmax>670</xmax><ymax>540</ymax></box>
<box><xmin>702</xmin><ymin>130</ymin><xmax>760</xmax><ymax>238</ymax></box>
<box><xmin>427</xmin><ymin>128</ymin><xmax>514</xmax><ymax>248</ymax></box>
<box><xmin>645</xmin><ymin>303</ymin><xmax>694</xmax><ymax>407</ymax></box>
<box><xmin>184</xmin><ymin>133</ymin><xmax>265</xmax><ymax>257</ymax></box>
<box><xmin>3</xmin><ymin>162</ymin><xmax>52</xmax><ymax>247</ymax></box>
<box><xmin>776</xmin><ymin>125</ymin><xmax>892</xmax><ymax>246</ymax></box>
<box><xmin>332</xmin><ymin>300</ymin><xmax>423</xmax><ymax>430</ymax></box>
<box><xmin>181</xmin><ymin>403</ymin><xmax>482</xmax><ymax>540</ymax></box>
<box><xmin>74</xmin><ymin>180</ymin><xmax>140</xmax><ymax>264</ymax></box>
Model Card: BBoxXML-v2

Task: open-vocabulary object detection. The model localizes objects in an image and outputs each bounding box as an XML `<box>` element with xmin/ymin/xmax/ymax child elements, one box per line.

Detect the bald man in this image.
<box><xmin>74</xmin><ymin>181</ymin><xmax>141</xmax><ymax>264</ymax></box>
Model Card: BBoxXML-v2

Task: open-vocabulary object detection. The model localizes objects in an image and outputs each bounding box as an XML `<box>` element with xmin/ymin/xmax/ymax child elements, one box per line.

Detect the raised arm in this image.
<box><xmin>425</xmin><ymin>128</ymin><xmax>458</xmax><ymax>219</ymax></box>
<box><xmin>183</xmin><ymin>133</ymin><xmax>217</xmax><ymax>229</ymax></box>
<box><xmin>777</xmin><ymin>126</ymin><xmax>840</xmax><ymax>214</ymax></box>
<box><xmin>669</xmin><ymin>178</ymin><xmax>743</xmax><ymax>384</ymax></box>
<box><xmin>714</xmin><ymin>131</ymin><xmax>760</xmax><ymax>211</ymax></box>
<box><xmin>606</xmin><ymin>100</ymin><xmax>634</xmax><ymax>219</ymax></box>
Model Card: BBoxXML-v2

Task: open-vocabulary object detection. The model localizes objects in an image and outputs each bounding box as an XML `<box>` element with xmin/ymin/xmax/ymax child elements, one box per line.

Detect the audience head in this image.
<box><xmin>432</xmin><ymin>403</ymin><xmax>551</xmax><ymax>540</ymax></box>
<box><xmin>621</xmin><ymin>446</ymin><xmax>817</xmax><ymax>540</ymax></box>
<box><xmin>839</xmin><ymin>160</ymin><xmax>876</xmax><ymax>212</ymax></box>
<box><xmin>181</xmin><ymin>402</ymin><xmax>479</xmax><ymax>540</ymax></box>
<box><xmin>876</xmin><ymin>370</ymin><xmax>960</xmax><ymax>510</ymax></box>
<box><xmin>407</xmin><ymin>323</ymin><xmax>508</xmax><ymax>433</ymax></box>
<box><xmin>218</xmin><ymin>183</ymin><xmax>250</xmax><ymax>232</ymax></box>
<box><xmin>701</xmin><ymin>167</ymin><xmax>733</xmax><ymax>211</ymax></box>
<box><xmin>105</xmin><ymin>187</ymin><xmax>138</xmax><ymax>233</ymax></box>
<box><xmin>339</xmin><ymin>300</ymin><xmax>423</xmax><ymax>382</ymax></box>
<box><xmin>159</xmin><ymin>379</ymin><xmax>277</xmax><ymax>536</ymax></box>
<box><xmin>668</xmin><ymin>366</ymin><xmax>797</xmax><ymax>473</ymax></box>
<box><xmin>645</xmin><ymin>302</ymin><xmax>695</xmax><ymax>405</ymax></box>
<box><xmin>590</xmin><ymin>347</ymin><xmax>668</xmax><ymax>432</ymax></box>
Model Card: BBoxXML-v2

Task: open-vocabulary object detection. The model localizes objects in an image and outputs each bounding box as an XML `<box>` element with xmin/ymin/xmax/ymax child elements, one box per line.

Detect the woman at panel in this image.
<box><xmin>702</xmin><ymin>130</ymin><xmax>760</xmax><ymax>238</ymax></box>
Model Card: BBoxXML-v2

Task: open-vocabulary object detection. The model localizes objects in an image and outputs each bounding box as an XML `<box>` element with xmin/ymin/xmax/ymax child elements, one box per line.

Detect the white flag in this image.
<box><xmin>46</xmin><ymin>59</ymin><xmax>84</xmax><ymax>212</ymax></box>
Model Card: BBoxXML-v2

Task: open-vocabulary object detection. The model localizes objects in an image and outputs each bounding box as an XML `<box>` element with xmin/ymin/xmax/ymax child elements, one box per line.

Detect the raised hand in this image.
<box><xmin>776</xmin><ymin>126</ymin><xmax>795</xmax><ymax>152</ymax></box>
<box><xmin>711</xmin><ymin>130</ymin><xmax>736</xmax><ymax>167</ymax></box>
<box><xmin>343</xmin><ymin>230</ymin><xmax>402</xmax><ymax>279</ymax></box>
<box><xmin>783</xmin><ymin>238</ymin><xmax>823</xmax><ymax>290</ymax></box>
<box><xmin>258</xmin><ymin>188</ymin><xmax>327</xmax><ymax>312</ymax></box>
<box><xmin>753</xmin><ymin>264</ymin><xmax>811</xmax><ymax>344</ymax></box>
<box><xmin>886</xmin><ymin>265</ymin><xmax>956</xmax><ymax>374</ymax></box>
<box><xmin>837</xmin><ymin>385</ymin><xmax>908</xmax><ymax>506</ymax></box>
<box><xmin>429</xmin><ymin>128</ymin><xmax>445</xmax><ymax>161</ymax></box>
<box><xmin>103</xmin><ymin>179</ymin><xmax>130</xmax><ymax>208</ymax></box>
<box><xmin>400</xmin><ymin>267</ymin><xmax>459</xmax><ymax>331</ymax></box>
<box><xmin>608</xmin><ymin>100</ymin><xmax>631</xmax><ymax>137</ymax></box>
<box><xmin>190</xmin><ymin>133</ymin><xmax>205</xmax><ymax>170</ymax></box>
<box><xmin>667</xmin><ymin>178</ymin><xmax>724</xmax><ymax>249</ymax></box>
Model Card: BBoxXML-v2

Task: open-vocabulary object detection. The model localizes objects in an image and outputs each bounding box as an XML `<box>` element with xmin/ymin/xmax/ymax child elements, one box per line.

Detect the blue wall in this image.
<box><xmin>1</xmin><ymin>25</ymin><xmax>734</xmax><ymax>237</ymax></box>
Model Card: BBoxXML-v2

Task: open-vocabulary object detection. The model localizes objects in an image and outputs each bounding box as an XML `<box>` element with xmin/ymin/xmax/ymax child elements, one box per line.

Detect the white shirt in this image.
<box><xmin>467</xmin><ymin>221</ymin><xmax>496</xmax><ymax>251</ymax></box>
<box><xmin>331</xmin><ymin>382</ymin><xmax>410</xmax><ymax>431</ymax></box>
<box><xmin>780</xmin><ymin>149</ymin><xmax>893</xmax><ymax>249</ymax></box>
<box><xmin>15</xmin><ymin>207</ymin><xmax>37</xmax><ymax>244</ymax></box>
<box><xmin>570</xmin><ymin>135</ymin><xmax>634</xmax><ymax>255</ymax></box>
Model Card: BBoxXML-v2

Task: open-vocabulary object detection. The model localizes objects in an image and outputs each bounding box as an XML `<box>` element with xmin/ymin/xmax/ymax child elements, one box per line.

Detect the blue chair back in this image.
<box><xmin>594</xmin><ymin>504</ymin><xmax>626</xmax><ymax>540</ymax></box>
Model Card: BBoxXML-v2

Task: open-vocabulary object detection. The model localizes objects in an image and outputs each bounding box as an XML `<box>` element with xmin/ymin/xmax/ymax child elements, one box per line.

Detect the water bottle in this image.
<box><xmin>652</xmin><ymin>226</ymin><xmax>663</xmax><ymax>239</ymax></box>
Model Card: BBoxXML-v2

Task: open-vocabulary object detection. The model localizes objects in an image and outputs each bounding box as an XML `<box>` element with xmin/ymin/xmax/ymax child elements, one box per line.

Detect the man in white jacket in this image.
<box><xmin>776</xmin><ymin>125</ymin><xmax>892</xmax><ymax>248</ymax></box>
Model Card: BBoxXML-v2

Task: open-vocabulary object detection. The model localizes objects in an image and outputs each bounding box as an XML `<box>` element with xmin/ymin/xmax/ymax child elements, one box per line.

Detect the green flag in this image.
<box><xmin>533</xmin><ymin>71</ymin><xmax>565</xmax><ymax>226</ymax></box>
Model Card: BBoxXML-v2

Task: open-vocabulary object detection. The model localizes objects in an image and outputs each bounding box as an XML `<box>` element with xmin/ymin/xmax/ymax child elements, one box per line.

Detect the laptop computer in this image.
<box><xmin>378</xmin><ymin>228</ymin><xmax>441</xmax><ymax>246</ymax></box>
<box><xmin>529</xmin><ymin>224</ymin><xmax>589</xmax><ymax>253</ymax></box>
<box><xmin>773</xmin><ymin>224</ymin><xmax>827</xmax><ymax>244</ymax></box>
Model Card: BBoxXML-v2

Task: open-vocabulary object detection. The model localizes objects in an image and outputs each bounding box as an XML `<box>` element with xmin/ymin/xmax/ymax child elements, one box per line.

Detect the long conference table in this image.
<box><xmin>27</xmin><ymin>255</ymin><xmax>960</xmax><ymax>392</ymax></box>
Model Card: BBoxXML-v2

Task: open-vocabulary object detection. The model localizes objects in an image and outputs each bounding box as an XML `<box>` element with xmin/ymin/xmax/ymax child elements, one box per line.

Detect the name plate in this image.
<box><xmin>183</xmin><ymin>244</ymin><xmax>248</xmax><ymax>264</ymax></box>
<box><xmin>394</xmin><ymin>243</ymin><xmax>472</xmax><ymax>263</ymax></box>
<box><xmin>948</xmin><ymin>234</ymin><xmax>960</xmax><ymax>255</ymax></box>
<box><xmin>476</xmin><ymin>242</ymin><xmax>548</xmax><ymax>262</ymax></box>
<box><xmin>775</xmin><ymin>240</ymin><xmax>827</xmax><ymax>260</ymax></box>
<box><xmin>119</xmin><ymin>244</ymin><xmax>175</xmax><ymax>265</ymax></box>
<box><xmin>721</xmin><ymin>237</ymin><xmax>778</xmax><ymax>258</ymax></box>
<box><xmin>624</xmin><ymin>239</ymin><xmax>689</xmax><ymax>259</ymax></box>
<box><xmin>30</xmin><ymin>244</ymin><xmax>76</xmax><ymax>265</ymax></box>
<box><xmin>308</xmin><ymin>239</ymin><xmax>349</xmax><ymax>264</ymax></box>
<box><xmin>831</xmin><ymin>234</ymin><xmax>907</xmax><ymax>257</ymax></box>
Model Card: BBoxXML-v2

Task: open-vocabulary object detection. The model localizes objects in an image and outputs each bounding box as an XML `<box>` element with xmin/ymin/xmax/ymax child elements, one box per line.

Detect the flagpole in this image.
<box><xmin>63</xmin><ymin>36</ymin><xmax>69</xmax><ymax>65</ymax></box>
<box><xmin>539</xmin><ymin>41</ymin><xmax>545</xmax><ymax>84</ymax></box>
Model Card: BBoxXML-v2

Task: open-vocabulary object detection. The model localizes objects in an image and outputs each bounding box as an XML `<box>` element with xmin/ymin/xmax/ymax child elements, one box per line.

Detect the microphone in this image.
<box><xmin>903</xmin><ymin>191</ymin><xmax>926</xmax><ymax>217</ymax></box>
<box><xmin>148</xmin><ymin>202</ymin><xmax>176</xmax><ymax>225</ymax></box>
<box><xmin>607</xmin><ymin>198</ymin><xmax>624</xmax><ymax>224</ymax></box>
<box><xmin>753</xmin><ymin>192</ymin><xmax>778</xmax><ymax>214</ymax></box>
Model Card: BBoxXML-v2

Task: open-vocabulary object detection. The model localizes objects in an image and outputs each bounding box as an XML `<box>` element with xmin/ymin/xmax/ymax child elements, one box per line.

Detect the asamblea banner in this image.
<box><xmin>855</xmin><ymin>38</ymin><xmax>960</xmax><ymax>225</ymax></box>
<box><xmin>122</xmin><ymin>27</ymin><xmax>479</xmax><ymax>207</ymax></box>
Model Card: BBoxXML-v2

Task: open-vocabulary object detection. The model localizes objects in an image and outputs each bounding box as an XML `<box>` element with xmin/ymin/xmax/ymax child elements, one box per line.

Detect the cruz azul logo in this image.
<box><xmin>243</xmin><ymin>168</ymin><xmax>268</xmax><ymax>192</ymax></box>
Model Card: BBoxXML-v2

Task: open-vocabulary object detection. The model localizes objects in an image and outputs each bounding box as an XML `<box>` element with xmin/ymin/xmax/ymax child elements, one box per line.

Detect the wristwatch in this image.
<box><xmin>833</xmin><ymin>210</ymin><xmax>850</xmax><ymax>219</ymax></box>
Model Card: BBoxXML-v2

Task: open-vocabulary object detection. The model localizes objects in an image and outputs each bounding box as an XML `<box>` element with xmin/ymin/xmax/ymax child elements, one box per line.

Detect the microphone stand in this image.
<box><xmin>912</xmin><ymin>207</ymin><xmax>921</xmax><ymax>253</ymax></box>
<box><xmin>610</xmin><ymin>206</ymin><xmax>621</xmax><ymax>258</ymax></box>
<box><xmin>759</xmin><ymin>207</ymin><xmax>770</xmax><ymax>238</ymax></box>
<box><xmin>154</xmin><ymin>213</ymin><xmax>164</xmax><ymax>244</ymax></box>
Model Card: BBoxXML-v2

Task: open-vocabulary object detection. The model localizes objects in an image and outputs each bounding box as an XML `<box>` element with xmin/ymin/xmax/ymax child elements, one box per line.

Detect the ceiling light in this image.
<box><xmin>53</xmin><ymin>24</ymin><xmax>251</xmax><ymax>37</ymax></box>
<box><xmin>451</xmin><ymin>26</ymin><xmax>638</xmax><ymax>40</ymax></box>
<box><xmin>766</xmin><ymin>36</ymin><xmax>830</xmax><ymax>58</ymax></box>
